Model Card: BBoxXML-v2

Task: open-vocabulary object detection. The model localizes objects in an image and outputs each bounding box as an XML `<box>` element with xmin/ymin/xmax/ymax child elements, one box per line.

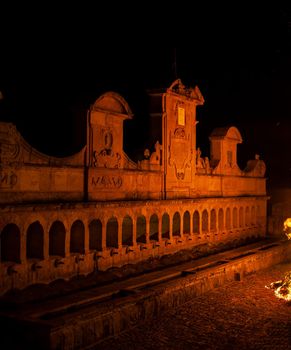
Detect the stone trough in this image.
<box><xmin>1</xmin><ymin>239</ymin><xmax>290</xmax><ymax>350</ymax></box>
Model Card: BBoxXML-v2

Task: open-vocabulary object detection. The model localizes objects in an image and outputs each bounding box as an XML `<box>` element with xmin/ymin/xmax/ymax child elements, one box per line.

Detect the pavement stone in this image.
<box><xmin>96</xmin><ymin>262</ymin><xmax>291</xmax><ymax>350</ymax></box>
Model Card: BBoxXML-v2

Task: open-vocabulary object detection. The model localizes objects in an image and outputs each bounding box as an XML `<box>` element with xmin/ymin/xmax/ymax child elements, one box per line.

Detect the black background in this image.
<box><xmin>1</xmin><ymin>6</ymin><xmax>291</xmax><ymax>191</ymax></box>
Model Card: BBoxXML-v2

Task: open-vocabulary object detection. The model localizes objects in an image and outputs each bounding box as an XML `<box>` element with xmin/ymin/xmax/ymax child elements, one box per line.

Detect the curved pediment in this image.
<box><xmin>210</xmin><ymin>126</ymin><xmax>242</xmax><ymax>143</ymax></box>
<box><xmin>92</xmin><ymin>92</ymin><xmax>133</xmax><ymax>118</ymax></box>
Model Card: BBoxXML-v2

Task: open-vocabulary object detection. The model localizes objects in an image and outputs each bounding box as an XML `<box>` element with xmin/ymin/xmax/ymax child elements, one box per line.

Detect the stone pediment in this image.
<box><xmin>210</xmin><ymin>126</ymin><xmax>242</xmax><ymax>143</ymax></box>
<box><xmin>92</xmin><ymin>92</ymin><xmax>133</xmax><ymax>118</ymax></box>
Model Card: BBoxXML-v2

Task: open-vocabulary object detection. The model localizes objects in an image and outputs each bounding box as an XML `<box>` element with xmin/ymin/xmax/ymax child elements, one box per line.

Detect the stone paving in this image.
<box><xmin>96</xmin><ymin>262</ymin><xmax>291</xmax><ymax>350</ymax></box>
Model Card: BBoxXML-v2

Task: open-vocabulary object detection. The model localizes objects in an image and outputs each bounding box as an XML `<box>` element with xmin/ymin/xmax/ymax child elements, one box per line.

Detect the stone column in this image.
<box><xmin>146</xmin><ymin>220</ymin><xmax>150</xmax><ymax>244</ymax></box>
<box><xmin>117</xmin><ymin>219</ymin><xmax>122</xmax><ymax>249</ymax></box>
<box><xmin>65</xmin><ymin>224</ymin><xmax>70</xmax><ymax>257</ymax></box>
<box><xmin>43</xmin><ymin>222</ymin><xmax>49</xmax><ymax>260</ymax></box>
<box><xmin>102</xmin><ymin>220</ymin><xmax>107</xmax><ymax>250</ymax></box>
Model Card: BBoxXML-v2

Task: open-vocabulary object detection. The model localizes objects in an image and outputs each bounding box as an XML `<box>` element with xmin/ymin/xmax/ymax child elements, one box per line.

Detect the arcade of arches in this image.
<box><xmin>0</xmin><ymin>198</ymin><xmax>266</xmax><ymax>294</ymax></box>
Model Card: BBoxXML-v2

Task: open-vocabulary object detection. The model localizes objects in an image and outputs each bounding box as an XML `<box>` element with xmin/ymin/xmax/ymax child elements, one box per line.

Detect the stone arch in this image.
<box><xmin>136</xmin><ymin>215</ymin><xmax>146</xmax><ymax>243</ymax></box>
<box><xmin>233</xmin><ymin>207</ymin><xmax>238</xmax><ymax>228</ymax></box>
<box><xmin>49</xmin><ymin>221</ymin><xmax>66</xmax><ymax>257</ymax></box>
<box><xmin>106</xmin><ymin>217</ymin><xmax>118</xmax><ymax>248</ymax></box>
<box><xmin>193</xmin><ymin>210</ymin><xmax>200</xmax><ymax>234</ymax></box>
<box><xmin>122</xmin><ymin>215</ymin><xmax>133</xmax><ymax>246</ymax></box>
<box><xmin>210</xmin><ymin>209</ymin><xmax>216</xmax><ymax>231</ymax></box>
<box><xmin>1</xmin><ymin>223</ymin><xmax>21</xmax><ymax>263</ymax></box>
<box><xmin>202</xmin><ymin>210</ymin><xmax>208</xmax><ymax>233</ymax></box>
<box><xmin>89</xmin><ymin>219</ymin><xmax>102</xmax><ymax>251</ymax></box>
<box><xmin>26</xmin><ymin>221</ymin><xmax>44</xmax><ymax>259</ymax></box>
<box><xmin>225</xmin><ymin>208</ymin><xmax>231</xmax><ymax>229</ymax></box>
<box><xmin>218</xmin><ymin>208</ymin><xmax>224</xmax><ymax>230</ymax></box>
<box><xmin>162</xmin><ymin>213</ymin><xmax>170</xmax><ymax>239</ymax></box>
<box><xmin>70</xmin><ymin>220</ymin><xmax>85</xmax><ymax>254</ymax></box>
<box><xmin>150</xmin><ymin>214</ymin><xmax>159</xmax><ymax>241</ymax></box>
<box><xmin>183</xmin><ymin>211</ymin><xmax>190</xmax><ymax>234</ymax></box>
<box><xmin>172</xmin><ymin>212</ymin><xmax>181</xmax><ymax>236</ymax></box>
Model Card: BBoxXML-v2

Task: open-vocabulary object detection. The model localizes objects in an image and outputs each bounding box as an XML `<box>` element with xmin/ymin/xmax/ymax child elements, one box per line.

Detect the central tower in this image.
<box><xmin>160</xmin><ymin>79</ymin><xmax>204</xmax><ymax>198</ymax></box>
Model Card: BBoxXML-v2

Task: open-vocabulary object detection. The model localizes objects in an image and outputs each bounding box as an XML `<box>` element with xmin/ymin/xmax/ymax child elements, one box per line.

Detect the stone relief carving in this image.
<box><xmin>92</xmin><ymin>149</ymin><xmax>121</xmax><ymax>168</ymax></box>
<box><xmin>169</xmin><ymin>132</ymin><xmax>191</xmax><ymax>180</ymax></box>
<box><xmin>196</xmin><ymin>148</ymin><xmax>211</xmax><ymax>174</ymax></box>
<box><xmin>92</xmin><ymin>128</ymin><xmax>121</xmax><ymax>168</ymax></box>
<box><xmin>0</xmin><ymin>124</ymin><xmax>21</xmax><ymax>166</ymax></box>
<box><xmin>174</xmin><ymin>127</ymin><xmax>185</xmax><ymax>139</ymax></box>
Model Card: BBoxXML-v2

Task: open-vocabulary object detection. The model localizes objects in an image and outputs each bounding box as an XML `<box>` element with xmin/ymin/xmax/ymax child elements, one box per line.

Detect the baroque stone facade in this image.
<box><xmin>0</xmin><ymin>79</ymin><xmax>267</xmax><ymax>295</ymax></box>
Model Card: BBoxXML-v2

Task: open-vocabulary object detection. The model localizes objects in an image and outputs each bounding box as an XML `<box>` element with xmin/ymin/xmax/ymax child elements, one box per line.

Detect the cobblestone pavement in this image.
<box><xmin>96</xmin><ymin>262</ymin><xmax>291</xmax><ymax>350</ymax></box>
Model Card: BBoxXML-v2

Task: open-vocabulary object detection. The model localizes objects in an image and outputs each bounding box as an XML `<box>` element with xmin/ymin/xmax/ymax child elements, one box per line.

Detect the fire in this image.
<box><xmin>283</xmin><ymin>217</ymin><xmax>291</xmax><ymax>240</ymax></box>
<box><xmin>266</xmin><ymin>218</ymin><xmax>291</xmax><ymax>301</ymax></box>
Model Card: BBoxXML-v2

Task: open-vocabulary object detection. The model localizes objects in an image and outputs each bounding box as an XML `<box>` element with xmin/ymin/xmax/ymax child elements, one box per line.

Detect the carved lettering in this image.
<box><xmin>91</xmin><ymin>175</ymin><xmax>122</xmax><ymax>188</ymax></box>
<box><xmin>0</xmin><ymin>171</ymin><xmax>17</xmax><ymax>189</ymax></box>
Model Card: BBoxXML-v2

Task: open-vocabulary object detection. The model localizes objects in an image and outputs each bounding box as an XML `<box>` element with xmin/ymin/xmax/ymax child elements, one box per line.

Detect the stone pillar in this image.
<box><xmin>102</xmin><ymin>220</ymin><xmax>107</xmax><ymax>250</ymax></box>
<box><xmin>169</xmin><ymin>215</ymin><xmax>173</xmax><ymax>241</ymax></box>
<box><xmin>117</xmin><ymin>219</ymin><xmax>122</xmax><ymax>249</ymax></box>
<box><xmin>65</xmin><ymin>225</ymin><xmax>70</xmax><ymax>257</ymax></box>
<box><xmin>43</xmin><ymin>223</ymin><xmax>49</xmax><ymax>260</ymax></box>
<box><xmin>20</xmin><ymin>226</ymin><xmax>26</xmax><ymax>264</ymax></box>
<box><xmin>158</xmin><ymin>217</ymin><xmax>163</xmax><ymax>242</ymax></box>
<box><xmin>146</xmin><ymin>220</ymin><xmax>150</xmax><ymax>244</ymax></box>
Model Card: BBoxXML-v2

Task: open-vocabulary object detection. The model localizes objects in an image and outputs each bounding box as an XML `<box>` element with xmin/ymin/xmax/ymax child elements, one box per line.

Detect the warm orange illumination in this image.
<box><xmin>266</xmin><ymin>218</ymin><xmax>291</xmax><ymax>301</ymax></box>
<box><xmin>283</xmin><ymin>217</ymin><xmax>291</xmax><ymax>240</ymax></box>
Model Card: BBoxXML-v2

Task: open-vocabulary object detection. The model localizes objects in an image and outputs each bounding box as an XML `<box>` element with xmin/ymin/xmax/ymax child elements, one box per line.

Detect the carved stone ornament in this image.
<box><xmin>93</xmin><ymin>149</ymin><xmax>121</xmax><ymax>168</ymax></box>
<box><xmin>0</xmin><ymin>124</ymin><xmax>21</xmax><ymax>166</ymax></box>
<box><xmin>169</xmin><ymin>132</ymin><xmax>192</xmax><ymax>180</ymax></box>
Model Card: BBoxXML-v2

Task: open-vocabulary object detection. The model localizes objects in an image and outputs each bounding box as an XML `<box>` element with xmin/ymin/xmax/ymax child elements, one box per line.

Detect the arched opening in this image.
<box><xmin>106</xmin><ymin>217</ymin><xmax>118</xmax><ymax>248</ymax></box>
<box><xmin>136</xmin><ymin>216</ymin><xmax>146</xmax><ymax>243</ymax></box>
<box><xmin>49</xmin><ymin>221</ymin><xmax>66</xmax><ymax>257</ymax></box>
<box><xmin>193</xmin><ymin>211</ymin><xmax>200</xmax><ymax>234</ymax></box>
<box><xmin>210</xmin><ymin>209</ymin><xmax>216</xmax><ymax>231</ymax></box>
<box><xmin>1</xmin><ymin>224</ymin><xmax>21</xmax><ymax>263</ymax></box>
<box><xmin>225</xmin><ymin>208</ymin><xmax>231</xmax><ymax>229</ymax></box>
<box><xmin>70</xmin><ymin>220</ymin><xmax>85</xmax><ymax>254</ymax></box>
<box><xmin>218</xmin><ymin>208</ymin><xmax>224</xmax><ymax>230</ymax></box>
<box><xmin>26</xmin><ymin>221</ymin><xmax>44</xmax><ymax>259</ymax></box>
<box><xmin>150</xmin><ymin>214</ymin><xmax>159</xmax><ymax>241</ymax></box>
<box><xmin>183</xmin><ymin>211</ymin><xmax>190</xmax><ymax>234</ymax></box>
<box><xmin>239</xmin><ymin>207</ymin><xmax>244</xmax><ymax>227</ymax></box>
<box><xmin>162</xmin><ymin>213</ymin><xmax>170</xmax><ymax>239</ymax></box>
<box><xmin>89</xmin><ymin>219</ymin><xmax>102</xmax><ymax>251</ymax></box>
<box><xmin>202</xmin><ymin>210</ymin><xmax>208</xmax><ymax>233</ymax></box>
<box><xmin>233</xmin><ymin>207</ymin><xmax>238</xmax><ymax>228</ymax></box>
<box><xmin>172</xmin><ymin>212</ymin><xmax>180</xmax><ymax>236</ymax></box>
<box><xmin>122</xmin><ymin>216</ymin><xmax>133</xmax><ymax>246</ymax></box>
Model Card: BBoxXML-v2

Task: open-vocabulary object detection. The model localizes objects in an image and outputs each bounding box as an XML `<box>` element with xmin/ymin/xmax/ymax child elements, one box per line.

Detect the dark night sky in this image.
<box><xmin>1</xmin><ymin>7</ymin><xmax>291</xmax><ymax>190</ymax></box>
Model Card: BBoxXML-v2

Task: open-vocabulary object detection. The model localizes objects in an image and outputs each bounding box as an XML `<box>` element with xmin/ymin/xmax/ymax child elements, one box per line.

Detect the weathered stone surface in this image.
<box><xmin>0</xmin><ymin>79</ymin><xmax>268</xmax><ymax>296</ymax></box>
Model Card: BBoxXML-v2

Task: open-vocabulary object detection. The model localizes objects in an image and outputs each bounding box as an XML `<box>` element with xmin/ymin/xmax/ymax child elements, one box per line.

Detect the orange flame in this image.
<box><xmin>266</xmin><ymin>218</ymin><xmax>291</xmax><ymax>301</ymax></box>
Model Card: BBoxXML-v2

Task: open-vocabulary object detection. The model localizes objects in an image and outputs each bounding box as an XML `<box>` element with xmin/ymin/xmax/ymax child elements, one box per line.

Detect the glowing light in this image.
<box><xmin>266</xmin><ymin>218</ymin><xmax>291</xmax><ymax>301</ymax></box>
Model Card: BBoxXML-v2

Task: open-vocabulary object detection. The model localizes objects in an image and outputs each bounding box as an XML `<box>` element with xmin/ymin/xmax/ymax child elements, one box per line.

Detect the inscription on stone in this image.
<box><xmin>0</xmin><ymin>171</ymin><xmax>17</xmax><ymax>189</ymax></box>
<box><xmin>92</xmin><ymin>175</ymin><xmax>122</xmax><ymax>188</ymax></box>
